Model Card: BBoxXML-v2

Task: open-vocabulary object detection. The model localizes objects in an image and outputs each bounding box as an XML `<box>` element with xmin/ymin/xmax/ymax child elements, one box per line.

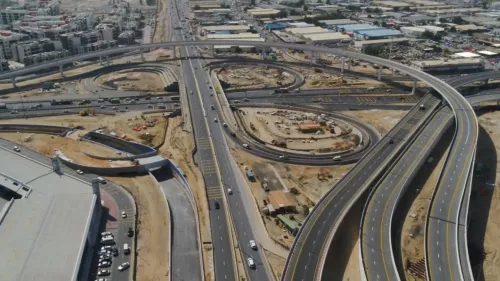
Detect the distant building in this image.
<box><xmin>355</xmin><ymin>28</ymin><xmax>403</xmax><ymax>40</ymax></box>
<box><xmin>268</xmin><ymin>191</ymin><xmax>297</xmax><ymax>213</ymax></box>
<box><xmin>0</xmin><ymin>30</ymin><xmax>29</xmax><ymax>59</ymax></box>
<box><xmin>411</xmin><ymin>58</ymin><xmax>484</xmax><ymax>73</ymax></box>
<box><xmin>303</xmin><ymin>32</ymin><xmax>351</xmax><ymax>44</ymax></box>
<box><xmin>298</xmin><ymin>122</ymin><xmax>322</xmax><ymax>133</ymax></box>
<box><xmin>265</xmin><ymin>22</ymin><xmax>288</xmax><ymax>30</ymax></box>
<box><xmin>11</xmin><ymin>39</ymin><xmax>57</xmax><ymax>63</ymax></box>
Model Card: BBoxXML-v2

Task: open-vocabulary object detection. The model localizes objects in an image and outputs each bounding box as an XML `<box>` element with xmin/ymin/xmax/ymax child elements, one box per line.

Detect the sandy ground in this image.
<box><xmin>157</xmin><ymin>117</ymin><xmax>213</xmax><ymax>280</ymax></box>
<box><xmin>238</xmin><ymin>108</ymin><xmax>359</xmax><ymax>153</ymax></box>
<box><xmin>216</xmin><ymin>65</ymin><xmax>295</xmax><ymax>90</ymax></box>
<box><xmin>0</xmin><ymin>113</ymin><xmax>168</xmax><ymax>147</ymax></box>
<box><xmin>0</xmin><ymin>133</ymin><xmax>118</xmax><ymax>167</ymax></box>
<box><xmin>96</xmin><ymin>71</ymin><xmax>167</xmax><ymax>92</ymax></box>
<box><xmin>470</xmin><ymin>111</ymin><xmax>500</xmax><ymax>281</ymax></box>
<box><xmin>107</xmin><ymin>175</ymin><xmax>171</xmax><ymax>281</ymax></box>
<box><xmin>342</xmin><ymin>110</ymin><xmax>407</xmax><ymax>135</ymax></box>
<box><xmin>342</xmin><ymin>239</ymin><xmax>362</xmax><ymax>281</ymax></box>
<box><xmin>298</xmin><ymin>67</ymin><xmax>388</xmax><ymax>90</ymax></box>
<box><xmin>400</xmin><ymin>145</ymin><xmax>448</xmax><ymax>281</ymax></box>
<box><xmin>265</xmin><ymin>249</ymin><xmax>286</xmax><ymax>280</ymax></box>
<box><xmin>152</xmin><ymin>0</ymin><xmax>170</xmax><ymax>43</ymax></box>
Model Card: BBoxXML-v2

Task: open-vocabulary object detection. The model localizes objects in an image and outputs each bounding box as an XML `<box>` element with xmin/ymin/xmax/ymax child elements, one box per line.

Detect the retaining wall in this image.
<box><xmin>0</xmin><ymin>124</ymin><xmax>71</xmax><ymax>135</ymax></box>
<box><xmin>82</xmin><ymin>131</ymin><xmax>157</xmax><ymax>155</ymax></box>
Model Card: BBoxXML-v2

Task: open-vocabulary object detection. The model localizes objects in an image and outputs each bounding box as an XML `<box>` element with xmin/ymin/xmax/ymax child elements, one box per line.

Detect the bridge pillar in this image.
<box><xmin>485</xmin><ymin>79</ymin><xmax>489</xmax><ymax>85</ymax></box>
<box><xmin>91</xmin><ymin>178</ymin><xmax>101</xmax><ymax>203</ymax></box>
<box><xmin>99</xmin><ymin>56</ymin><xmax>102</xmax><ymax>65</ymax></box>
<box><xmin>310</xmin><ymin>51</ymin><xmax>315</xmax><ymax>64</ymax></box>
<box><xmin>347</xmin><ymin>59</ymin><xmax>352</xmax><ymax>71</ymax></box>
<box><xmin>51</xmin><ymin>157</ymin><xmax>61</xmax><ymax>174</ymax></box>
<box><xmin>59</xmin><ymin>64</ymin><xmax>64</xmax><ymax>76</ymax></box>
<box><xmin>106</xmin><ymin>56</ymin><xmax>110</xmax><ymax>65</ymax></box>
<box><xmin>377</xmin><ymin>66</ymin><xmax>382</xmax><ymax>81</ymax></box>
<box><xmin>11</xmin><ymin>76</ymin><xmax>16</xmax><ymax>88</ymax></box>
<box><xmin>140</xmin><ymin>49</ymin><xmax>144</xmax><ymax>61</ymax></box>
<box><xmin>412</xmin><ymin>80</ymin><xmax>417</xmax><ymax>94</ymax></box>
<box><xmin>340</xmin><ymin>57</ymin><xmax>345</xmax><ymax>74</ymax></box>
<box><xmin>211</xmin><ymin>45</ymin><xmax>214</xmax><ymax>57</ymax></box>
<box><xmin>261</xmin><ymin>48</ymin><xmax>265</xmax><ymax>60</ymax></box>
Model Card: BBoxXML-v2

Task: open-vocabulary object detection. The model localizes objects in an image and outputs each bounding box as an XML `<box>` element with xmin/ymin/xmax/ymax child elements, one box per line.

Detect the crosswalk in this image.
<box><xmin>197</xmin><ymin>138</ymin><xmax>212</xmax><ymax>149</ymax></box>
<box><xmin>206</xmin><ymin>185</ymin><xmax>223</xmax><ymax>200</ymax></box>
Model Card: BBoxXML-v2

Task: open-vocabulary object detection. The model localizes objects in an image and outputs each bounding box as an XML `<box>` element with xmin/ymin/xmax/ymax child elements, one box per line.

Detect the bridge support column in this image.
<box><xmin>485</xmin><ymin>79</ymin><xmax>489</xmax><ymax>85</ymax></box>
<box><xmin>412</xmin><ymin>80</ymin><xmax>417</xmax><ymax>95</ymax></box>
<box><xmin>106</xmin><ymin>56</ymin><xmax>110</xmax><ymax>65</ymax></box>
<box><xmin>140</xmin><ymin>49</ymin><xmax>144</xmax><ymax>61</ymax></box>
<box><xmin>310</xmin><ymin>51</ymin><xmax>315</xmax><ymax>64</ymax></box>
<box><xmin>261</xmin><ymin>48</ymin><xmax>265</xmax><ymax>60</ymax></box>
<box><xmin>11</xmin><ymin>76</ymin><xmax>16</xmax><ymax>88</ymax></box>
<box><xmin>211</xmin><ymin>45</ymin><xmax>214</xmax><ymax>57</ymax></box>
<box><xmin>99</xmin><ymin>56</ymin><xmax>102</xmax><ymax>65</ymax></box>
<box><xmin>59</xmin><ymin>64</ymin><xmax>64</xmax><ymax>76</ymax></box>
<box><xmin>340</xmin><ymin>57</ymin><xmax>345</xmax><ymax>74</ymax></box>
<box><xmin>347</xmin><ymin>60</ymin><xmax>352</xmax><ymax>71</ymax></box>
<box><xmin>377</xmin><ymin>66</ymin><xmax>382</xmax><ymax>81</ymax></box>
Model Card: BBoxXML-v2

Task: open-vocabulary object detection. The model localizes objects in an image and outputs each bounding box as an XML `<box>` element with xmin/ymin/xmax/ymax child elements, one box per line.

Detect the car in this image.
<box><xmin>228</xmin><ymin>188</ymin><xmax>233</xmax><ymax>195</ymax></box>
<box><xmin>99</xmin><ymin>254</ymin><xmax>111</xmax><ymax>261</ymax></box>
<box><xmin>112</xmin><ymin>106</ymin><xmax>118</xmax><ymax>110</ymax></box>
<box><xmin>10</xmin><ymin>110</ymin><xmax>18</xmax><ymax>114</ymax></box>
<box><xmin>333</xmin><ymin>156</ymin><xmax>341</xmax><ymax>161</ymax></box>
<box><xmin>112</xmin><ymin>249</ymin><xmax>119</xmax><ymax>257</ymax></box>
<box><xmin>95</xmin><ymin>279</ymin><xmax>107</xmax><ymax>281</ymax></box>
<box><xmin>147</xmin><ymin>104</ymin><xmax>153</xmax><ymax>108</ymax></box>
<box><xmin>100</xmin><ymin>105</ymin><xmax>106</xmax><ymax>109</ymax></box>
<box><xmin>118</xmin><ymin>262</ymin><xmax>130</xmax><ymax>271</ymax></box>
<box><xmin>13</xmin><ymin>146</ymin><xmax>20</xmax><ymax>152</ymax></box>
<box><xmin>388</xmin><ymin>139</ymin><xmax>394</xmax><ymax>144</ymax></box>
<box><xmin>127</xmin><ymin>227</ymin><xmax>134</xmax><ymax>237</ymax></box>
<box><xmin>64</xmin><ymin>109</ymin><xmax>71</xmax><ymax>113</ymax></box>
<box><xmin>157</xmin><ymin>96</ymin><xmax>163</xmax><ymax>100</ymax></box>
<box><xmin>247</xmin><ymin>258</ymin><xmax>256</xmax><ymax>269</ymax></box>
<box><xmin>101</xmin><ymin>232</ymin><xmax>113</xmax><ymax>237</ymax></box>
<box><xmin>214</xmin><ymin>201</ymin><xmax>220</xmax><ymax>209</ymax></box>
<box><xmin>250</xmin><ymin>240</ymin><xmax>257</xmax><ymax>250</ymax></box>
<box><xmin>76</xmin><ymin>170</ymin><xmax>84</xmax><ymax>175</ymax></box>
<box><xmin>98</xmin><ymin>261</ymin><xmax>111</xmax><ymax>267</ymax></box>
<box><xmin>36</xmin><ymin>103</ymin><xmax>43</xmax><ymax>108</ymax></box>
<box><xmin>99</xmin><ymin>250</ymin><xmax>111</xmax><ymax>255</ymax></box>
<box><xmin>279</xmin><ymin>155</ymin><xmax>288</xmax><ymax>160</ymax></box>
<box><xmin>121</xmin><ymin>211</ymin><xmax>127</xmax><ymax>218</ymax></box>
<box><xmin>97</xmin><ymin>270</ymin><xmax>110</xmax><ymax>276</ymax></box>
<box><xmin>213</xmin><ymin>118</ymin><xmax>218</xmax><ymax>123</ymax></box>
<box><xmin>190</xmin><ymin>91</ymin><xmax>193</xmax><ymax>94</ymax></box>
<box><xmin>223</xmin><ymin>123</ymin><xmax>227</xmax><ymax>128</ymax></box>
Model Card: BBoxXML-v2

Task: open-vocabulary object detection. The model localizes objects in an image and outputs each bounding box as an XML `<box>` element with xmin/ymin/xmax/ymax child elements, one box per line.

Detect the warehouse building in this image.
<box><xmin>287</xmin><ymin>22</ymin><xmax>315</xmax><ymax>28</ymax></box>
<box><xmin>355</xmin><ymin>29</ymin><xmax>403</xmax><ymax>40</ymax></box>
<box><xmin>411</xmin><ymin>58</ymin><xmax>484</xmax><ymax>73</ymax></box>
<box><xmin>400</xmin><ymin>26</ymin><xmax>426</xmax><ymax>37</ymax></box>
<box><xmin>451</xmin><ymin>52</ymin><xmax>481</xmax><ymax>59</ymax></box>
<box><xmin>272</xmin><ymin>30</ymin><xmax>306</xmax><ymax>43</ymax></box>
<box><xmin>247</xmin><ymin>8</ymin><xmax>281</xmax><ymax>18</ymax></box>
<box><xmin>203</xmin><ymin>25</ymin><xmax>251</xmax><ymax>33</ymax></box>
<box><xmin>319</xmin><ymin>19</ymin><xmax>358</xmax><ymax>29</ymax></box>
<box><xmin>193</xmin><ymin>8</ymin><xmax>232</xmax><ymax>17</ymax></box>
<box><xmin>303</xmin><ymin>32</ymin><xmax>351</xmax><ymax>44</ymax></box>
<box><xmin>265</xmin><ymin>22</ymin><xmax>289</xmax><ymax>30</ymax></box>
<box><xmin>0</xmin><ymin>149</ymin><xmax>102</xmax><ymax>281</ymax></box>
<box><xmin>354</xmin><ymin>37</ymin><xmax>410</xmax><ymax>50</ymax></box>
<box><xmin>206</xmin><ymin>33</ymin><xmax>261</xmax><ymax>40</ymax></box>
<box><xmin>285</xmin><ymin>26</ymin><xmax>329</xmax><ymax>36</ymax></box>
<box><xmin>337</xmin><ymin>23</ymin><xmax>381</xmax><ymax>33</ymax></box>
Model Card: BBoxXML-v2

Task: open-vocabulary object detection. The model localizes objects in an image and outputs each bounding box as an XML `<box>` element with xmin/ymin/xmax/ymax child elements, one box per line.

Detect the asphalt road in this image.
<box><xmin>151</xmin><ymin>167</ymin><xmax>202</xmax><ymax>281</ymax></box>
<box><xmin>0</xmin><ymin>137</ymin><xmax>136</xmax><ymax>281</ymax></box>
<box><xmin>173</xmin><ymin>2</ymin><xmax>272</xmax><ymax>281</ymax></box>
<box><xmin>282</xmin><ymin>94</ymin><xmax>442</xmax><ymax>281</ymax></box>
<box><xmin>361</xmin><ymin>106</ymin><xmax>454</xmax><ymax>281</ymax></box>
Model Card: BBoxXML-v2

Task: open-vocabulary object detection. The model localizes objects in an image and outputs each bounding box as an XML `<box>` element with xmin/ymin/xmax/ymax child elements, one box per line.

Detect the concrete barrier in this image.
<box><xmin>0</xmin><ymin>124</ymin><xmax>71</xmax><ymax>135</ymax></box>
<box><xmin>84</xmin><ymin>150</ymin><xmax>158</xmax><ymax>161</ymax></box>
<box><xmin>57</xmin><ymin>156</ymin><xmax>148</xmax><ymax>176</ymax></box>
<box><xmin>82</xmin><ymin>131</ymin><xmax>157</xmax><ymax>155</ymax></box>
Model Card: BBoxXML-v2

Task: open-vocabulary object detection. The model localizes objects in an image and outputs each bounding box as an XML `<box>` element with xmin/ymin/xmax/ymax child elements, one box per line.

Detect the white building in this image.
<box><xmin>411</xmin><ymin>58</ymin><xmax>484</xmax><ymax>72</ymax></box>
<box><xmin>303</xmin><ymin>32</ymin><xmax>351</xmax><ymax>44</ymax></box>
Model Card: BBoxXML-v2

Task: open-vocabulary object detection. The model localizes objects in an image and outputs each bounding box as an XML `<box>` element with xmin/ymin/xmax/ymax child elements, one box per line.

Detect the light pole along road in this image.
<box><xmin>0</xmin><ymin>40</ymin><xmax>478</xmax><ymax>281</ymax></box>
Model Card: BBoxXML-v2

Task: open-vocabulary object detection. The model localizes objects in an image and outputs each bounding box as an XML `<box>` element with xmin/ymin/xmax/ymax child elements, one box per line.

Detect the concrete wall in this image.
<box><xmin>82</xmin><ymin>131</ymin><xmax>157</xmax><ymax>155</ymax></box>
<box><xmin>57</xmin><ymin>156</ymin><xmax>149</xmax><ymax>176</ymax></box>
<box><xmin>0</xmin><ymin>124</ymin><xmax>71</xmax><ymax>135</ymax></box>
<box><xmin>84</xmin><ymin>150</ymin><xmax>158</xmax><ymax>161</ymax></box>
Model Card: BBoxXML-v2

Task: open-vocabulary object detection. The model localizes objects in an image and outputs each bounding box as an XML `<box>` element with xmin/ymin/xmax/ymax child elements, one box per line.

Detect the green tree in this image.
<box><xmin>452</xmin><ymin>16</ymin><xmax>463</xmax><ymax>24</ymax></box>
<box><xmin>302</xmin><ymin>205</ymin><xmax>310</xmax><ymax>216</ymax></box>
<box><xmin>364</xmin><ymin>45</ymin><xmax>383</xmax><ymax>57</ymax></box>
<box><xmin>303</xmin><ymin>4</ymin><xmax>309</xmax><ymax>12</ymax></box>
<box><xmin>450</xmin><ymin>26</ymin><xmax>457</xmax><ymax>32</ymax></box>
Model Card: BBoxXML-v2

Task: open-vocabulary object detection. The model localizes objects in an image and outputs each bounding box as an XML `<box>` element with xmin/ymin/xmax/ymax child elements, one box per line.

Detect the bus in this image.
<box><xmin>109</xmin><ymin>98</ymin><xmax>120</xmax><ymax>104</ymax></box>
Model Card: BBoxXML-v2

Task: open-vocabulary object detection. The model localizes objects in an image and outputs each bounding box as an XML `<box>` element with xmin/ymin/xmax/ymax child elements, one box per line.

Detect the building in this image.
<box><xmin>265</xmin><ymin>22</ymin><xmax>288</xmax><ymax>30</ymax></box>
<box><xmin>247</xmin><ymin>8</ymin><xmax>281</xmax><ymax>18</ymax></box>
<box><xmin>373</xmin><ymin>1</ymin><xmax>413</xmax><ymax>9</ymax></box>
<box><xmin>11</xmin><ymin>39</ymin><xmax>58</xmax><ymax>63</ymax></box>
<box><xmin>355</xmin><ymin>28</ymin><xmax>403</xmax><ymax>40</ymax></box>
<box><xmin>203</xmin><ymin>25</ymin><xmax>251</xmax><ymax>33</ymax></box>
<box><xmin>400</xmin><ymin>26</ymin><xmax>426</xmax><ymax>37</ymax></box>
<box><xmin>0</xmin><ymin>60</ymin><xmax>9</xmax><ymax>72</ymax></box>
<box><xmin>0</xmin><ymin>30</ymin><xmax>30</xmax><ymax>60</ymax></box>
<box><xmin>314</xmin><ymin>5</ymin><xmax>341</xmax><ymax>14</ymax></box>
<box><xmin>118</xmin><ymin>30</ymin><xmax>135</xmax><ymax>45</ymax></box>
<box><xmin>303</xmin><ymin>32</ymin><xmax>351</xmax><ymax>44</ymax></box>
<box><xmin>206</xmin><ymin>32</ymin><xmax>261</xmax><ymax>40</ymax></box>
<box><xmin>477</xmin><ymin>50</ymin><xmax>499</xmax><ymax>57</ymax></box>
<box><xmin>411</xmin><ymin>58</ymin><xmax>484</xmax><ymax>73</ymax></box>
<box><xmin>287</xmin><ymin>22</ymin><xmax>315</xmax><ymax>28</ymax></box>
<box><xmin>298</xmin><ymin>122</ymin><xmax>323</xmax><ymax>133</ymax></box>
<box><xmin>421</xmin><ymin>25</ymin><xmax>445</xmax><ymax>34</ymax></box>
<box><xmin>0</xmin><ymin>149</ymin><xmax>101</xmax><ymax>281</ymax></box>
<box><xmin>193</xmin><ymin>8</ymin><xmax>232</xmax><ymax>17</ymax></box>
<box><xmin>455</xmin><ymin>24</ymin><xmax>487</xmax><ymax>32</ymax></box>
<box><xmin>319</xmin><ymin>19</ymin><xmax>358</xmax><ymax>29</ymax></box>
<box><xmin>354</xmin><ymin>37</ymin><xmax>410</xmax><ymax>50</ymax></box>
<box><xmin>277</xmin><ymin>215</ymin><xmax>299</xmax><ymax>236</ymax></box>
<box><xmin>337</xmin><ymin>23</ymin><xmax>381</xmax><ymax>32</ymax></box>
<box><xmin>285</xmin><ymin>26</ymin><xmax>329</xmax><ymax>36</ymax></box>
<box><xmin>451</xmin><ymin>51</ymin><xmax>481</xmax><ymax>59</ymax></box>
<box><xmin>0</xmin><ymin>8</ymin><xmax>29</xmax><ymax>25</ymax></box>
<box><xmin>267</xmin><ymin>190</ymin><xmax>297</xmax><ymax>213</ymax></box>
<box><xmin>272</xmin><ymin>30</ymin><xmax>306</xmax><ymax>43</ymax></box>
<box><xmin>23</xmin><ymin>50</ymin><xmax>70</xmax><ymax>66</ymax></box>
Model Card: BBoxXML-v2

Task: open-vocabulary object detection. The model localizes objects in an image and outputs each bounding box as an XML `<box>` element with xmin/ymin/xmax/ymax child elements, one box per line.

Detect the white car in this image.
<box><xmin>13</xmin><ymin>146</ymin><xmax>20</xmax><ymax>152</ymax></box>
<box><xmin>98</xmin><ymin>261</ymin><xmax>111</xmax><ymax>267</ymax></box>
<box><xmin>121</xmin><ymin>211</ymin><xmax>127</xmax><ymax>218</ymax></box>
<box><xmin>97</xmin><ymin>269</ymin><xmax>110</xmax><ymax>276</ymax></box>
<box><xmin>147</xmin><ymin>104</ymin><xmax>153</xmax><ymax>108</ymax></box>
<box><xmin>118</xmin><ymin>262</ymin><xmax>130</xmax><ymax>271</ymax></box>
<box><xmin>213</xmin><ymin>118</ymin><xmax>218</xmax><ymax>123</ymax></box>
<box><xmin>76</xmin><ymin>170</ymin><xmax>84</xmax><ymax>175</ymax></box>
<box><xmin>247</xmin><ymin>257</ymin><xmax>256</xmax><ymax>269</ymax></box>
<box><xmin>100</xmin><ymin>105</ymin><xmax>106</xmax><ymax>109</ymax></box>
<box><xmin>249</xmin><ymin>240</ymin><xmax>257</xmax><ymax>250</ymax></box>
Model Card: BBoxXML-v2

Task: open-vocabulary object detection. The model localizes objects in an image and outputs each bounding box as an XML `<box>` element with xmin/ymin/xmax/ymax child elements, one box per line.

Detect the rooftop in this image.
<box><xmin>412</xmin><ymin>58</ymin><xmax>484</xmax><ymax>67</ymax></box>
<box><xmin>356</xmin><ymin>28</ymin><xmax>403</xmax><ymax>37</ymax></box>
<box><xmin>373</xmin><ymin>1</ymin><xmax>413</xmax><ymax>7</ymax></box>
<box><xmin>286</xmin><ymin>26</ymin><xmax>329</xmax><ymax>34</ymax></box>
<box><xmin>319</xmin><ymin>19</ymin><xmax>358</xmax><ymax>25</ymax></box>
<box><xmin>452</xmin><ymin>51</ymin><xmax>481</xmax><ymax>58</ymax></box>
<box><xmin>206</xmin><ymin>33</ymin><xmax>261</xmax><ymax>40</ymax></box>
<box><xmin>337</xmin><ymin>23</ymin><xmax>380</xmax><ymax>32</ymax></box>
<box><xmin>303</xmin><ymin>32</ymin><xmax>351</xmax><ymax>42</ymax></box>
<box><xmin>204</xmin><ymin>25</ymin><xmax>250</xmax><ymax>31</ymax></box>
<box><xmin>477</xmin><ymin>50</ymin><xmax>498</xmax><ymax>56</ymax></box>
<box><xmin>268</xmin><ymin>190</ymin><xmax>297</xmax><ymax>209</ymax></box>
<box><xmin>0</xmin><ymin>147</ymin><xmax>97</xmax><ymax>281</ymax></box>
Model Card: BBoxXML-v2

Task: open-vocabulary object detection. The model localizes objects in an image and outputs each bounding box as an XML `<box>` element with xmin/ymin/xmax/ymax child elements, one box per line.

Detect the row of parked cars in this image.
<box><xmin>96</xmin><ymin>230</ymin><xmax>132</xmax><ymax>280</ymax></box>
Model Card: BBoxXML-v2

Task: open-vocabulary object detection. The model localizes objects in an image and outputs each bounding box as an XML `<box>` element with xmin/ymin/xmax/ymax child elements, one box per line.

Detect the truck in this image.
<box><xmin>50</xmin><ymin>99</ymin><xmax>73</xmax><ymax>105</ymax></box>
<box><xmin>170</xmin><ymin>96</ymin><xmax>180</xmax><ymax>101</ymax></box>
<box><xmin>246</xmin><ymin>170</ymin><xmax>255</xmax><ymax>182</ymax></box>
<box><xmin>109</xmin><ymin>98</ymin><xmax>121</xmax><ymax>104</ymax></box>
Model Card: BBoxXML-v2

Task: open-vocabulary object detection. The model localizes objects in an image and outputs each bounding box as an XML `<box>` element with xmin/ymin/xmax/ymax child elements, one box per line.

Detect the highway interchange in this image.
<box><xmin>2</xmin><ymin>5</ymin><xmax>500</xmax><ymax>281</ymax></box>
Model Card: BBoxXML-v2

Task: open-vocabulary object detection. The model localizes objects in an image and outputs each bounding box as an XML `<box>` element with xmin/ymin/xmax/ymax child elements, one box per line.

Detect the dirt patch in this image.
<box><xmin>96</xmin><ymin>71</ymin><xmax>166</xmax><ymax>92</ymax></box>
<box><xmin>237</xmin><ymin>107</ymin><xmax>360</xmax><ymax>154</ymax></box>
<box><xmin>216</xmin><ymin>65</ymin><xmax>295</xmax><ymax>90</ymax></box>
<box><xmin>0</xmin><ymin>113</ymin><xmax>168</xmax><ymax>147</ymax></box>
<box><xmin>230</xmin><ymin>147</ymin><xmax>352</xmax><ymax>248</ymax></box>
<box><xmin>342</xmin><ymin>110</ymin><xmax>407</xmax><ymax>135</ymax></box>
<box><xmin>152</xmin><ymin>0</ymin><xmax>170</xmax><ymax>43</ymax></box>
<box><xmin>107</xmin><ymin>175</ymin><xmax>171</xmax><ymax>281</ymax></box>
<box><xmin>157</xmin><ymin>117</ymin><xmax>212</xmax><ymax>280</ymax></box>
<box><xmin>265</xmin><ymin>249</ymin><xmax>286</xmax><ymax>280</ymax></box>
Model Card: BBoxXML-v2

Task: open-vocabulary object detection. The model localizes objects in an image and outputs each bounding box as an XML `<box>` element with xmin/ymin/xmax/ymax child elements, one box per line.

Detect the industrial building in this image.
<box><xmin>272</xmin><ymin>30</ymin><xmax>305</xmax><ymax>43</ymax></box>
<box><xmin>285</xmin><ymin>26</ymin><xmax>329</xmax><ymax>36</ymax></box>
<box><xmin>319</xmin><ymin>19</ymin><xmax>358</xmax><ymax>29</ymax></box>
<box><xmin>303</xmin><ymin>32</ymin><xmax>351</xmax><ymax>44</ymax></box>
<box><xmin>354</xmin><ymin>37</ymin><xmax>410</xmax><ymax>50</ymax></box>
<box><xmin>193</xmin><ymin>8</ymin><xmax>232</xmax><ymax>17</ymax></box>
<box><xmin>265</xmin><ymin>22</ymin><xmax>288</xmax><ymax>30</ymax></box>
<box><xmin>246</xmin><ymin>8</ymin><xmax>281</xmax><ymax>18</ymax></box>
<box><xmin>355</xmin><ymin>29</ymin><xmax>403</xmax><ymax>40</ymax></box>
<box><xmin>267</xmin><ymin>190</ymin><xmax>297</xmax><ymax>213</ymax></box>
<box><xmin>0</xmin><ymin>149</ymin><xmax>101</xmax><ymax>281</ymax></box>
<box><xmin>203</xmin><ymin>25</ymin><xmax>250</xmax><ymax>33</ymax></box>
<box><xmin>400</xmin><ymin>26</ymin><xmax>426</xmax><ymax>37</ymax></box>
<box><xmin>411</xmin><ymin>58</ymin><xmax>484</xmax><ymax>73</ymax></box>
<box><xmin>451</xmin><ymin>52</ymin><xmax>481</xmax><ymax>59</ymax></box>
<box><xmin>206</xmin><ymin>33</ymin><xmax>261</xmax><ymax>40</ymax></box>
<box><xmin>337</xmin><ymin>23</ymin><xmax>381</xmax><ymax>33</ymax></box>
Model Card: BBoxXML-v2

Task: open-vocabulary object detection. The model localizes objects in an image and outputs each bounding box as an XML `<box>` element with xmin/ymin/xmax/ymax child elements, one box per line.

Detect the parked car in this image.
<box><xmin>13</xmin><ymin>146</ymin><xmax>20</xmax><ymax>152</ymax></box>
<box><xmin>76</xmin><ymin>170</ymin><xmax>84</xmax><ymax>175</ymax></box>
<box><xmin>98</xmin><ymin>261</ymin><xmax>111</xmax><ymax>267</ymax></box>
<box><xmin>118</xmin><ymin>262</ymin><xmax>130</xmax><ymax>271</ymax></box>
<box><xmin>97</xmin><ymin>270</ymin><xmax>110</xmax><ymax>276</ymax></box>
<box><xmin>121</xmin><ymin>211</ymin><xmax>127</xmax><ymax>218</ymax></box>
